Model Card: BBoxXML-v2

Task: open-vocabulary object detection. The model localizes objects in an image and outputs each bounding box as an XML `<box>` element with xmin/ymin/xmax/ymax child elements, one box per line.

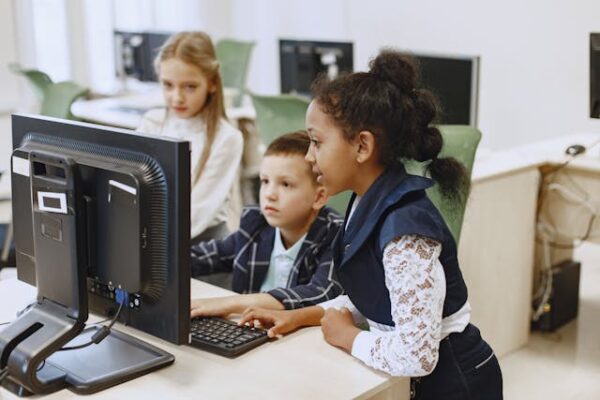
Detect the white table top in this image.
<box><xmin>0</xmin><ymin>277</ymin><xmax>406</xmax><ymax>399</ymax></box>
<box><xmin>71</xmin><ymin>90</ymin><xmax>256</xmax><ymax>130</ymax></box>
<box><xmin>472</xmin><ymin>132</ymin><xmax>600</xmax><ymax>183</ymax></box>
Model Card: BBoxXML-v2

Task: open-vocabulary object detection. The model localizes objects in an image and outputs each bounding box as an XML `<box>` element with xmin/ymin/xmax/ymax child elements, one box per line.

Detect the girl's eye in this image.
<box><xmin>260</xmin><ymin>178</ymin><xmax>268</xmax><ymax>185</ymax></box>
<box><xmin>162</xmin><ymin>82</ymin><xmax>173</xmax><ymax>89</ymax></box>
<box><xmin>186</xmin><ymin>84</ymin><xmax>197</xmax><ymax>90</ymax></box>
<box><xmin>282</xmin><ymin>182</ymin><xmax>290</xmax><ymax>188</ymax></box>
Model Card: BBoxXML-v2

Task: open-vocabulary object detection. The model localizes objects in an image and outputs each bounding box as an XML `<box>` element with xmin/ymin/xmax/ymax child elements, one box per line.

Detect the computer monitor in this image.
<box><xmin>114</xmin><ymin>31</ymin><xmax>171</xmax><ymax>82</ymax></box>
<box><xmin>279</xmin><ymin>39</ymin><xmax>354</xmax><ymax>96</ymax></box>
<box><xmin>590</xmin><ymin>33</ymin><xmax>600</xmax><ymax>118</ymax></box>
<box><xmin>408</xmin><ymin>52</ymin><xmax>480</xmax><ymax>126</ymax></box>
<box><xmin>11</xmin><ymin>113</ymin><xmax>190</xmax><ymax>344</ymax></box>
<box><xmin>1</xmin><ymin>114</ymin><xmax>190</xmax><ymax>394</ymax></box>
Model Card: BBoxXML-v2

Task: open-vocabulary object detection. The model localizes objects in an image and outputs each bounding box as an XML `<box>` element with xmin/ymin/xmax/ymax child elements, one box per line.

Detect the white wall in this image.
<box><xmin>343</xmin><ymin>0</ymin><xmax>600</xmax><ymax>149</ymax></box>
<box><xmin>0</xmin><ymin>0</ymin><xmax>20</xmax><ymax>113</ymax></box>
<box><xmin>17</xmin><ymin>0</ymin><xmax>600</xmax><ymax>149</ymax></box>
<box><xmin>226</xmin><ymin>0</ymin><xmax>600</xmax><ymax>149</ymax></box>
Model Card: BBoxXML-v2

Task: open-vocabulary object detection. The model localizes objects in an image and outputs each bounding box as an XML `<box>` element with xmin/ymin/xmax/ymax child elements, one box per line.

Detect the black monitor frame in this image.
<box><xmin>114</xmin><ymin>30</ymin><xmax>171</xmax><ymax>82</ymax></box>
<box><xmin>0</xmin><ymin>114</ymin><xmax>190</xmax><ymax>394</ymax></box>
<box><xmin>407</xmin><ymin>51</ymin><xmax>480</xmax><ymax>127</ymax></box>
<box><xmin>10</xmin><ymin>114</ymin><xmax>191</xmax><ymax>344</ymax></box>
<box><xmin>590</xmin><ymin>33</ymin><xmax>600</xmax><ymax>118</ymax></box>
<box><xmin>279</xmin><ymin>39</ymin><xmax>354</xmax><ymax>96</ymax></box>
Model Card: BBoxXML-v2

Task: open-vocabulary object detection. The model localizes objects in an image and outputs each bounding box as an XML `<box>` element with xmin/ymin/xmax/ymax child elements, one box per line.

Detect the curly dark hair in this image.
<box><xmin>311</xmin><ymin>49</ymin><xmax>468</xmax><ymax>199</ymax></box>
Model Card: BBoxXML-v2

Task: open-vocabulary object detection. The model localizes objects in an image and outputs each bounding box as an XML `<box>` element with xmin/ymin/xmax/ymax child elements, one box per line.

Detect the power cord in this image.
<box><xmin>532</xmin><ymin>140</ymin><xmax>600</xmax><ymax>321</ymax></box>
<box><xmin>59</xmin><ymin>289</ymin><xmax>128</xmax><ymax>352</ymax></box>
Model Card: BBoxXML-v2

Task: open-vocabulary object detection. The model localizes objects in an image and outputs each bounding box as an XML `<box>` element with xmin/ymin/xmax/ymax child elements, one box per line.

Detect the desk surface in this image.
<box><xmin>471</xmin><ymin>132</ymin><xmax>600</xmax><ymax>183</ymax></box>
<box><xmin>0</xmin><ymin>276</ymin><xmax>406</xmax><ymax>399</ymax></box>
<box><xmin>71</xmin><ymin>91</ymin><xmax>256</xmax><ymax>130</ymax></box>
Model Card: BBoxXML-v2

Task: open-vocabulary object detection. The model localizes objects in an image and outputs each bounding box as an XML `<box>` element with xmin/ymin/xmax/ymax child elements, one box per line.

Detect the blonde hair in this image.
<box><xmin>154</xmin><ymin>31</ymin><xmax>227</xmax><ymax>184</ymax></box>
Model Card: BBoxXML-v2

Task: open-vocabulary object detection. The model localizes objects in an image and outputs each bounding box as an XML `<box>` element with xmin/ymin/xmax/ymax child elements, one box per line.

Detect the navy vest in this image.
<box><xmin>333</xmin><ymin>167</ymin><xmax>469</xmax><ymax>326</ymax></box>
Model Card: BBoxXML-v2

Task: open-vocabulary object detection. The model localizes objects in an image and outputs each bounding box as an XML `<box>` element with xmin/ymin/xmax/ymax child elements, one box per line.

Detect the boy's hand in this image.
<box><xmin>239</xmin><ymin>307</ymin><xmax>300</xmax><ymax>338</ymax></box>
<box><xmin>320</xmin><ymin>308</ymin><xmax>361</xmax><ymax>353</ymax></box>
<box><xmin>190</xmin><ymin>297</ymin><xmax>236</xmax><ymax>318</ymax></box>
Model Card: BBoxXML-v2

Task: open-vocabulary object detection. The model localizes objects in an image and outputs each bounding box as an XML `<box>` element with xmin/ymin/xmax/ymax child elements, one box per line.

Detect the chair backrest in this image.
<box><xmin>250</xmin><ymin>93</ymin><xmax>310</xmax><ymax>145</ymax></box>
<box><xmin>405</xmin><ymin>125</ymin><xmax>481</xmax><ymax>243</ymax></box>
<box><xmin>250</xmin><ymin>93</ymin><xmax>351</xmax><ymax>215</ymax></box>
<box><xmin>8</xmin><ymin>62</ymin><xmax>53</xmax><ymax>101</ymax></box>
<box><xmin>215</xmin><ymin>39</ymin><xmax>255</xmax><ymax>107</ymax></box>
<box><xmin>40</xmin><ymin>81</ymin><xmax>89</xmax><ymax>120</ymax></box>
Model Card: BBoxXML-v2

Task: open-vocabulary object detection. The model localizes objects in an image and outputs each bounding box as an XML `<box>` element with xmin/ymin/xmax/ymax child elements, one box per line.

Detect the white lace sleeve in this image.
<box><xmin>350</xmin><ymin>235</ymin><xmax>446</xmax><ymax>377</ymax></box>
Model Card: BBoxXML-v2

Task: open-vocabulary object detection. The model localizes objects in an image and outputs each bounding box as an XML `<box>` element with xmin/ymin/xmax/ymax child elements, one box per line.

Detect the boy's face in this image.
<box><xmin>259</xmin><ymin>154</ymin><xmax>322</xmax><ymax>230</ymax></box>
<box><xmin>159</xmin><ymin>58</ymin><xmax>216</xmax><ymax>119</ymax></box>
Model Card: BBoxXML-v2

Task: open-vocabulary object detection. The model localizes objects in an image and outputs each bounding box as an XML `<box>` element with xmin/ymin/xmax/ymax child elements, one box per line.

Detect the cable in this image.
<box><xmin>59</xmin><ymin>289</ymin><xmax>128</xmax><ymax>352</ymax></box>
<box><xmin>531</xmin><ymin>141</ymin><xmax>600</xmax><ymax>321</ymax></box>
<box><xmin>59</xmin><ymin>301</ymin><xmax>124</xmax><ymax>352</ymax></box>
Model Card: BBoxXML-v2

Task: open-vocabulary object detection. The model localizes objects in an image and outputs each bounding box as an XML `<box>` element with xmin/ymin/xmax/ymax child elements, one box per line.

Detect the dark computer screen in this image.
<box><xmin>590</xmin><ymin>33</ymin><xmax>600</xmax><ymax>118</ymax></box>
<box><xmin>410</xmin><ymin>53</ymin><xmax>480</xmax><ymax>126</ymax></box>
<box><xmin>279</xmin><ymin>39</ymin><xmax>354</xmax><ymax>96</ymax></box>
<box><xmin>11</xmin><ymin>114</ymin><xmax>191</xmax><ymax>345</ymax></box>
<box><xmin>114</xmin><ymin>31</ymin><xmax>171</xmax><ymax>82</ymax></box>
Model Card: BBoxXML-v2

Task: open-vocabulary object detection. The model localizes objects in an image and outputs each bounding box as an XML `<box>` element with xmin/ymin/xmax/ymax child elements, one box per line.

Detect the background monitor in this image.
<box><xmin>590</xmin><ymin>33</ymin><xmax>600</xmax><ymax>118</ymax></box>
<box><xmin>409</xmin><ymin>52</ymin><xmax>480</xmax><ymax>126</ymax></box>
<box><xmin>114</xmin><ymin>31</ymin><xmax>171</xmax><ymax>82</ymax></box>
<box><xmin>279</xmin><ymin>39</ymin><xmax>354</xmax><ymax>96</ymax></box>
<box><xmin>11</xmin><ymin>114</ymin><xmax>191</xmax><ymax>345</ymax></box>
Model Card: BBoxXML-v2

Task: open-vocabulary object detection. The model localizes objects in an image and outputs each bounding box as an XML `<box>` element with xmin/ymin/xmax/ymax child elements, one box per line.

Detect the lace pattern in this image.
<box><xmin>354</xmin><ymin>235</ymin><xmax>446</xmax><ymax>377</ymax></box>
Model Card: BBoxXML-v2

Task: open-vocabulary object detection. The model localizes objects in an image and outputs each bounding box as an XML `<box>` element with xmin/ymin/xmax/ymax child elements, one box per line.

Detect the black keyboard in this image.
<box><xmin>189</xmin><ymin>317</ymin><xmax>269</xmax><ymax>357</ymax></box>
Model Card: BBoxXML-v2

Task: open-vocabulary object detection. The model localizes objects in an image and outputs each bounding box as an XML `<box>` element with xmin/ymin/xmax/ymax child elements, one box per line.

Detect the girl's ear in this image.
<box><xmin>355</xmin><ymin>130</ymin><xmax>377</xmax><ymax>164</ymax></box>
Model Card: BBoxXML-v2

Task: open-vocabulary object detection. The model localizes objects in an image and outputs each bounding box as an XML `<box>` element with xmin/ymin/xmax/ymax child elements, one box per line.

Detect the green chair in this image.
<box><xmin>215</xmin><ymin>39</ymin><xmax>255</xmax><ymax>107</ymax></box>
<box><xmin>40</xmin><ymin>81</ymin><xmax>89</xmax><ymax>120</ymax></box>
<box><xmin>8</xmin><ymin>62</ymin><xmax>53</xmax><ymax>101</ymax></box>
<box><xmin>250</xmin><ymin>92</ymin><xmax>351</xmax><ymax>215</ymax></box>
<box><xmin>250</xmin><ymin>93</ymin><xmax>310</xmax><ymax>145</ymax></box>
<box><xmin>8</xmin><ymin>62</ymin><xmax>88</xmax><ymax>120</ymax></box>
<box><xmin>406</xmin><ymin>125</ymin><xmax>481</xmax><ymax>243</ymax></box>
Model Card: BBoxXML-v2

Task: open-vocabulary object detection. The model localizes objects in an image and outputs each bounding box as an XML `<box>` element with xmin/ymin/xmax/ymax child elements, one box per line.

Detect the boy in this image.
<box><xmin>190</xmin><ymin>131</ymin><xmax>343</xmax><ymax>317</ymax></box>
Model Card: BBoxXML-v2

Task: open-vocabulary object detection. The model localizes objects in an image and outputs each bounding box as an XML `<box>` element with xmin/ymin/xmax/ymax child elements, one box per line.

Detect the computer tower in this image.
<box><xmin>532</xmin><ymin>259</ymin><xmax>581</xmax><ymax>332</ymax></box>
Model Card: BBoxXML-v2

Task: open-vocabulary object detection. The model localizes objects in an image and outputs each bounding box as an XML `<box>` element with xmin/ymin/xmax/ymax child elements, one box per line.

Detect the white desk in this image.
<box><xmin>0</xmin><ymin>277</ymin><xmax>408</xmax><ymax>399</ymax></box>
<box><xmin>458</xmin><ymin>132</ymin><xmax>600</xmax><ymax>357</ymax></box>
<box><xmin>71</xmin><ymin>91</ymin><xmax>256</xmax><ymax>130</ymax></box>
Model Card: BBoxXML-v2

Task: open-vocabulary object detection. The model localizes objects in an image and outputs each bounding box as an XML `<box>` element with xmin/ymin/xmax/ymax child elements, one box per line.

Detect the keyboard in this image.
<box><xmin>189</xmin><ymin>317</ymin><xmax>269</xmax><ymax>357</ymax></box>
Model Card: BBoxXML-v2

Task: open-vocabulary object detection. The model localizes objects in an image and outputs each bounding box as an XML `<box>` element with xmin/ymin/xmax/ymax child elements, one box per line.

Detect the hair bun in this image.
<box><xmin>369</xmin><ymin>49</ymin><xmax>417</xmax><ymax>93</ymax></box>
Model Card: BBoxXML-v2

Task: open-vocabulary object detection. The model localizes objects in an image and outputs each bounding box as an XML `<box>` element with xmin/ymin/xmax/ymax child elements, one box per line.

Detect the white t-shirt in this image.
<box><xmin>137</xmin><ymin>109</ymin><xmax>244</xmax><ymax>238</ymax></box>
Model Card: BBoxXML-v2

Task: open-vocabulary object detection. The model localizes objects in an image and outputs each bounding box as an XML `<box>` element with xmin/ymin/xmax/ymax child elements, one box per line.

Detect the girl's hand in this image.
<box><xmin>320</xmin><ymin>308</ymin><xmax>361</xmax><ymax>353</ymax></box>
<box><xmin>239</xmin><ymin>307</ymin><xmax>300</xmax><ymax>338</ymax></box>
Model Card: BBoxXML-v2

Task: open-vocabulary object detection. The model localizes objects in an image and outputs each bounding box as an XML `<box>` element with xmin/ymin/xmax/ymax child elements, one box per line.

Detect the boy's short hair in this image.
<box><xmin>263</xmin><ymin>130</ymin><xmax>317</xmax><ymax>184</ymax></box>
<box><xmin>264</xmin><ymin>130</ymin><xmax>310</xmax><ymax>158</ymax></box>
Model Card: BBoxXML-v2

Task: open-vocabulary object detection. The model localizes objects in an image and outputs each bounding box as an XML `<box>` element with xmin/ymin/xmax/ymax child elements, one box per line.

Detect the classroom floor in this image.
<box><xmin>500</xmin><ymin>242</ymin><xmax>600</xmax><ymax>400</ymax></box>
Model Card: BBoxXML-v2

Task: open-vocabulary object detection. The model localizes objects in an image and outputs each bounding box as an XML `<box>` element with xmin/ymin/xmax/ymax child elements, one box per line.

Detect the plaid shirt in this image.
<box><xmin>191</xmin><ymin>205</ymin><xmax>344</xmax><ymax>309</ymax></box>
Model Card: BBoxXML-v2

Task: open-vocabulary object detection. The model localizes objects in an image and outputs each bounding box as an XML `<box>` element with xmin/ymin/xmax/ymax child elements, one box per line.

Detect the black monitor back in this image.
<box><xmin>411</xmin><ymin>53</ymin><xmax>479</xmax><ymax>126</ymax></box>
<box><xmin>279</xmin><ymin>39</ymin><xmax>354</xmax><ymax>96</ymax></box>
<box><xmin>114</xmin><ymin>31</ymin><xmax>170</xmax><ymax>82</ymax></box>
<box><xmin>11</xmin><ymin>114</ymin><xmax>190</xmax><ymax>344</ymax></box>
<box><xmin>590</xmin><ymin>33</ymin><xmax>600</xmax><ymax>118</ymax></box>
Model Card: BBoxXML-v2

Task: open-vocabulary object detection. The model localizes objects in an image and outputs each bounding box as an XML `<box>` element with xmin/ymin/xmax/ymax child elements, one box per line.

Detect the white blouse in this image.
<box><xmin>137</xmin><ymin>109</ymin><xmax>244</xmax><ymax>238</ymax></box>
<box><xmin>320</xmin><ymin>234</ymin><xmax>471</xmax><ymax>377</ymax></box>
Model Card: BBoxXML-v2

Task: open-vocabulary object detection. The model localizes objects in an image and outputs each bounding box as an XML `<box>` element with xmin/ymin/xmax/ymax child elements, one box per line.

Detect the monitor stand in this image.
<box><xmin>1</xmin><ymin>313</ymin><xmax>174</xmax><ymax>396</ymax></box>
